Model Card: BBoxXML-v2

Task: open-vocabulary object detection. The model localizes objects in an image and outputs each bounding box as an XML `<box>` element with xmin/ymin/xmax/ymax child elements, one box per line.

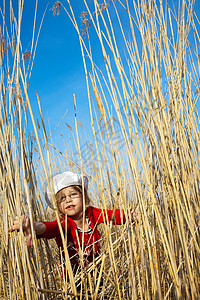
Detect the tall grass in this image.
<box><xmin>1</xmin><ymin>0</ymin><xmax>200</xmax><ymax>299</ymax></box>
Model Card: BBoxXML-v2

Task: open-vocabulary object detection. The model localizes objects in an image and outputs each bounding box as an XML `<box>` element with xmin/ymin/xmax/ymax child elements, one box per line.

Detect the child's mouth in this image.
<box><xmin>66</xmin><ymin>205</ymin><xmax>75</xmax><ymax>210</ymax></box>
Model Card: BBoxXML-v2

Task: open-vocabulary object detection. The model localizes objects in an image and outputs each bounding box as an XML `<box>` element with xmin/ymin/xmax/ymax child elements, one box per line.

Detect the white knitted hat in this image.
<box><xmin>44</xmin><ymin>171</ymin><xmax>88</xmax><ymax>208</ymax></box>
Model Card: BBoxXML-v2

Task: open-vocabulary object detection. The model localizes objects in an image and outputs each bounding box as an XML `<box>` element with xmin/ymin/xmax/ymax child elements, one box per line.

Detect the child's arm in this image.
<box><xmin>9</xmin><ymin>215</ymin><xmax>46</xmax><ymax>246</ymax></box>
<box><xmin>91</xmin><ymin>207</ymin><xmax>138</xmax><ymax>225</ymax></box>
<box><xmin>105</xmin><ymin>208</ymin><xmax>138</xmax><ymax>224</ymax></box>
<box><xmin>130</xmin><ymin>209</ymin><xmax>138</xmax><ymax>223</ymax></box>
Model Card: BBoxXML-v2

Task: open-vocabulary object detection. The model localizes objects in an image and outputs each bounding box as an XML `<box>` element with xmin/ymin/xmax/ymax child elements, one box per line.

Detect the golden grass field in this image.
<box><xmin>0</xmin><ymin>0</ymin><xmax>200</xmax><ymax>299</ymax></box>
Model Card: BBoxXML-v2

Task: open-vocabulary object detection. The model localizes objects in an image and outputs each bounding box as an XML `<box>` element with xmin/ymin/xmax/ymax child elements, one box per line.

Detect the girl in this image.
<box><xmin>10</xmin><ymin>171</ymin><xmax>137</xmax><ymax>275</ymax></box>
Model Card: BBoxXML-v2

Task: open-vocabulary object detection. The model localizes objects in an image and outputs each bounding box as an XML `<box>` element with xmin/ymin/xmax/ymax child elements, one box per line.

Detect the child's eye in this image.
<box><xmin>71</xmin><ymin>192</ymin><xmax>80</xmax><ymax>199</ymax></box>
<box><xmin>71</xmin><ymin>192</ymin><xmax>78</xmax><ymax>196</ymax></box>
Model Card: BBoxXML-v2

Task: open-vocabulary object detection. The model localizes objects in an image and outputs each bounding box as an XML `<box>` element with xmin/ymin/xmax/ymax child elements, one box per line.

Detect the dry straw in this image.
<box><xmin>1</xmin><ymin>0</ymin><xmax>200</xmax><ymax>299</ymax></box>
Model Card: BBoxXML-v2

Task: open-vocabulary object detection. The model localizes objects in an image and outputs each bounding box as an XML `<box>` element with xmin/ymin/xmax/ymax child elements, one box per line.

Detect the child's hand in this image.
<box><xmin>9</xmin><ymin>215</ymin><xmax>33</xmax><ymax>246</ymax></box>
<box><xmin>130</xmin><ymin>209</ymin><xmax>138</xmax><ymax>223</ymax></box>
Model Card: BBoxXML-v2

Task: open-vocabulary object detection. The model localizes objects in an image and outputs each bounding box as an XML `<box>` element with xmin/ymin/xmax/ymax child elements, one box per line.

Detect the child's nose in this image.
<box><xmin>66</xmin><ymin>195</ymin><xmax>72</xmax><ymax>202</ymax></box>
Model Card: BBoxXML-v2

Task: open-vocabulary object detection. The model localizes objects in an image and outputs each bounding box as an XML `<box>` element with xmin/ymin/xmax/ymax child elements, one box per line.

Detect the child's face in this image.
<box><xmin>57</xmin><ymin>186</ymin><xmax>83</xmax><ymax>219</ymax></box>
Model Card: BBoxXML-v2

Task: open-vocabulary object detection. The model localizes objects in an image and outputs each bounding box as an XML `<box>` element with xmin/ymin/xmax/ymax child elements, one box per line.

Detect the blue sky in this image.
<box><xmin>23</xmin><ymin>1</ymin><xmax>90</xmax><ymax>133</ymax></box>
<box><xmin>3</xmin><ymin>0</ymin><xmax>200</xmax><ymax>159</ymax></box>
<box><xmin>20</xmin><ymin>0</ymin><xmax>137</xmax><ymax>153</ymax></box>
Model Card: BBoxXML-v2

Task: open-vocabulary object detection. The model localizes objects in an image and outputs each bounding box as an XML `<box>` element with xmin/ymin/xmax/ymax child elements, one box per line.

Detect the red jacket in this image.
<box><xmin>39</xmin><ymin>206</ymin><xmax>125</xmax><ymax>274</ymax></box>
